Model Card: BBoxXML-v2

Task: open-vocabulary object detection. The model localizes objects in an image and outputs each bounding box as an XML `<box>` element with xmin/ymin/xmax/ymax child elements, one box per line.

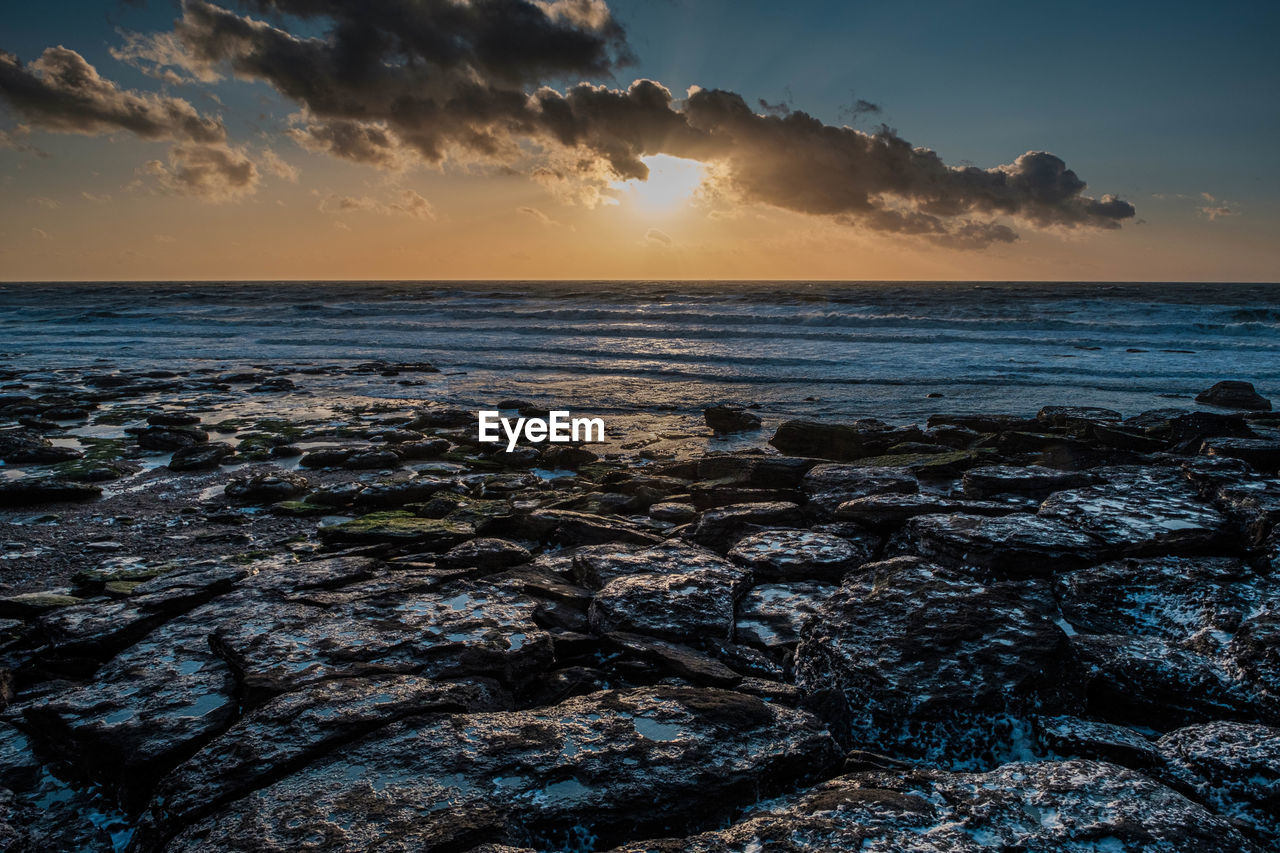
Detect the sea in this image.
<box><xmin>2</xmin><ymin>280</ymin><xmax>1278</xmax><ymax>423</ymax></box>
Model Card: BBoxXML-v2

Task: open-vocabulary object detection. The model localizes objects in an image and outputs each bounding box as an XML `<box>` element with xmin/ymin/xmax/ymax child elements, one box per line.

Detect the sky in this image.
<box><xmin>0</xmin><ymin>0</ymin><xmax>1277</xmax><ymax>281</ymax></box>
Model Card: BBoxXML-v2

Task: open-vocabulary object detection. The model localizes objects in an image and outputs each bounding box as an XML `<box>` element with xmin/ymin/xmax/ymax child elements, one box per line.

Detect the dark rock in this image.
<box><xmin>604</xmin><ymin>632</ymin><xmax>743</xmax><ymax>686</ymax></box>
<box><xmin>298</xmin><ymin>447</ymin><xmax>352</xmax><ymax>468</ymax></box>
<box><xmin>648</xmin><ymin>501</ymin><xmax>697</xmax><ymax>523</ymax></box>
<box><xmin>224</xmin><ymin>470</ymin><xmax>309</xmax><ymax>502</ymax></box>
<box><xmin>703</xmin><ymin>405</ymin><xmax>761</xmax><ymax>434</ymax></box>
<box><xmin>898</xmin><ymin>513</ymin><xmax>1103</xmax><ymax>575</ymax></box>
<box><xmin>0</xmin><ymin>429</ymin><xmax>82</xmax><ymax>463</ymax></box>
<box><xmin>794</xmin><ymin>556</ymin><xmax>1070</xmax><ymax>763</ymax></box>
<box><xmin>538</xmin><ymin>444</ymin><xmax>598</xmax><ymax>469</ymax></box>
<box><xmin>527</xmin><ymin>509</ymin><xmax>664</xmax><ymax>547</ymax></box>
<box><xmin>1168</xmin><ymin>411</ymin><xmax>1254</xmax><ymax>453</ymax></box>
<box><xmin>1038</xmin><ymin>468</ymin><xmax>1228</xmax><ymax>556</ymax></box>
<box><xmin>398</xmin><ymin>437</ymin><xmax>451</xmax><ymax>459</ymax></box>
<box><xmin>841</xmin><ymin>450</ymin><xmax>978</xmax><ymax>478</ymax></box>
<box><xmin>168</xmin><ymin>442</ymin><xmax>233</xmax><ymax>471</ymax></box>
<box><xmin>1157</xmin><ymin>721</ymin><xmax>1280</xmax><ymax>845</ymax></box>
<box><xmin>137</xmin><ymin>426</ymin><xmax>208</xmax><ymax>450</ymax></box>
<box><xmin>1069</xmin><ymin>633</ymin><xmax>1267</xmax><ymax>729</ymax></box>
<box><xmin>735</xmin><ymin>581</ymin><xmax>835</xmax><ymax>649</ymax></box>
<box><xmin>695</xmin><ymin>455</ymin><xmax>818</xmax><ymax>488</ymax></box>
<box><xmin>801</xmin><ymin>463</ymin><xmax>917</xmax><ymax>516</ymax></box>
<box><xmin>769</xmin><ymin>418</ymin><xmax>923</xmax><ymax>461</ymax></box>
<box><xmin>1212</xmin><ymin>478</ymin><xmax>1280</xmax><ymax>545</ymax></box>
<box><xmin>836</xmin><ymin>493</ymin><xmax>1027</xmax><ymax>528</ymax></box>
<box><xmin>1033</xmin><ymin>715</ymin><xmax>1164</xmax><ymax>768</ymax></box>
<box><xmin>351</xmin><ymin>477</ymin><xmax>451</xmax><ymax>509</ymax></box>
<box><xmin>690</xmin><ymin>501</ymin><xmax>803</xmax><ymax>549</ymax></box>
<box><xmin>1124</xmin><ymin>407</ymin><xmax>1194</xmax><ymax>434</ymax></box>
<box><xmin>38</xmin><ymin>563</ymin><xmax>249</xmax><ymax>654</ymax></box>
<box><xmin>604</xmin><ymin>760</ymin><xmax>1262</xmax><ymax>853</ymax></box>
<box><xmin>22</xmin><ymin>607</ymin><xmax>239</xmax><ymax>800</ymax></box>
<box><xmin>571</xmin><ymin>539</ymin><xmax>737</xmax><ymax>588</ymax></box>
<box><xmin>306</xmin><ymin>481</ymin><xmax>366</xmax><ymax>507</ymax></box>
<box><xmin>133</xmin><ymin>676</ymin><xmax>509</xmax><ymax>848</ymax></box>
<box><xmin>727</xmin><ymin>528</ymin><xmax>876</xmax><ymax>580</ymax></box>
<box><xmin>342</xmin><ymin>448</ymin><xmax>402</xmax><ymax>470</ymax></box>
<box><xmin>146</xmin><ymin>412</ymin><xmax>201</xmax><ymax>427</ymax></box>
<box><xmin>161</xmin><ymin>687</ymin><xmax>840</xmax><ymax>853</ymax></box>
<box><xmin>1055</xmin><ymin>556</ymin><xmax>1273</xmax><ymax>652</ymax></box>
<box><xmin>961</xmin><ymin>464</ymin><xmax>1097</xmax><ymax>500</ymax></box>
<box><xmin>590</xmin><ymin>563</ymin><xmax>751</xmax><ymax>641</ymax></box>
<box><xmin>1196</xmin><ymin>380</ymin><xmax>1272</xmax><ymax>411</ymax></box>
<box><xmin>1227</xmin><ymin>609</ymin><xmax>1280</xmax><ymax>713</ymax></box>
<box><xmin>211</xmin><ymin>580</ymin><xmax>553</xmax><ymax>703</ymax></box>
<box><xmin>437</xmin><ymin>537</ymin><xmax>531</xmax><ymax>570</ymax></box>
<box><xmin>1202</xmin><ymin>436</ymin><xmax>1280</xmax><ymax>471</ymax></box>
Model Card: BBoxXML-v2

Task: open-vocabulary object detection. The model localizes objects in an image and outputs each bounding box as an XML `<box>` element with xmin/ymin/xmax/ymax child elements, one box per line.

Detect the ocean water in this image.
<box><xmin>1</xmin><ymin>280</ymin><xmax>1277</xmax><ymax>422</ymax></box>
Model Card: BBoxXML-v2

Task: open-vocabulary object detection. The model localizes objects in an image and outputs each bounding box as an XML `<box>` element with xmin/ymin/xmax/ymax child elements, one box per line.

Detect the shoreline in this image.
<box><xmin>1</xmin><ymin>362</ymin><xmax>1278</xmax><ymax>850</ymax></box>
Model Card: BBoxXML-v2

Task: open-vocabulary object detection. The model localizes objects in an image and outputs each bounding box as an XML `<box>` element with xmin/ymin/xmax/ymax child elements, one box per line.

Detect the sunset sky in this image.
<box><xmin>1</xmin><ymin>0</ymin><xmax>1277</xmax><ymax>281</ymax></box>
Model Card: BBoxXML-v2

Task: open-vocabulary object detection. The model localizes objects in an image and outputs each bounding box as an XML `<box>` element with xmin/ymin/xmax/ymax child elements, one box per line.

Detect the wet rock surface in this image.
<box><xmin>1</xmin><ymin>371</ymin><xmax>1277</xmax><ymax>851</ymax></box>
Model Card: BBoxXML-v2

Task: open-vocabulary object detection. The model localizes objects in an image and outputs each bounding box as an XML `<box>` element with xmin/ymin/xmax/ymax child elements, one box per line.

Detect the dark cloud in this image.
<box><xmin>4</xmin><ymin>0</ymin><xmax>1136</xmax><ymax>241</ymax></box>
<box><xmin>0</xmin><ymin>46</ymin><xmax>225</xmax><ymax>142</ymax></box>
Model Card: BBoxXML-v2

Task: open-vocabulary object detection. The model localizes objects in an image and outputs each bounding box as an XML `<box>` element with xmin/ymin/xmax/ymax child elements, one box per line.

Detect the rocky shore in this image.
<box><xmin>1</xmin><ymin>364</ymin><xmax>1278</xmax><ymax>851</ymax></box>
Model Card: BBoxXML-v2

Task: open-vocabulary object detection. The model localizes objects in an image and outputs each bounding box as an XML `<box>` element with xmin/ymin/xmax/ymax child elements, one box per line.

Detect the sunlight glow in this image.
<box><xmin>614</xmin><ymin>155</ymin><xmax>706</xmax><ymax>213</ymax></box>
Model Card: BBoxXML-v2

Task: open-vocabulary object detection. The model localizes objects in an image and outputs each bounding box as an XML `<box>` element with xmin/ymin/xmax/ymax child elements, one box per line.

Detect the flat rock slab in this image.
<box><xmin>836</xmin><ymin>492</ymin><xmax>1028</xmax><ymax>528</ymax></box>
<box><xmin>212</xmin><ymin>582</ymin><xmax>554</xmax><ymax>702</ymax></box>
<box><xmin>1157</xmin><ymin>721</ymin><xmax>1280</xmax><ymax>846</ymax></box>
<box><xmin>1202</xmin><ymin>437</ymin><xmax>1280</xmax><ymax>471</ymax></box>
<box><xmin>1055</xmin><ymin>556</ymin><xmax>1275</xmax><ymax>654</ymax></box>
<box><xmin>794</xmin><ymin>557</ymin><xmax>1069</xmax><ymax>765</ymax></box>
<box><xmin>571</xmin><ymin>540</ymin><xmax>737</xmax><ymax>589</ymax></box>
<box><xmin>134</xmin><ymin>676</ymin><xmax>510</xmax><ymax>847</ymax></box>
<box><xmin>604</xmin><ymin>759</ymin><xmax>1262</xmax><ymax>853</ymax></box>
<box><xmin>961</xmin><ymin>464</ymin><xmax>1097</xmax><ymax>499</ymax></box>
<box><xmin>801</xmin><ymin>464</ymin><xmax>917</xmax><ymax>516</ymax></box>
<box><xmin>1038</xmin><ymin>469</ymin><xmax>1228</xmax><ymax>556</ymax></box>
<box><xmin>589</xmin><ymin>566</ymin><xmax>751</xmax><ymax>642</ymax></box>
<box><xmin>162</xmin><ymin>686</ymin><xmax>841</xmax><ymax>853</ymax></box>
<box><xmin>898</xmin><ymin>512</ymin><xmax>1103</xmax><ymax>575</ymax></box>
<box><xmin>690</xmin><ymin>501</ymin><xmax>804</xmax><ymax>549</ymax></box>
<box><xmin>1213</xmin><ymin>478</ymin><xmax>1280</xmax><ymax>544</ymax></box>
<box><xmin>1033</xmin><ymin>715</ymin><xmax>1164</xmax><ymax>769</ymax></box>
<box><xmin>727</xmin><ymin>528</ymin><xmax>876</xmax><ymax>580</ymax></box>
<box><xmin>735</xmin><ymin>581</ymin><xmax>836</xmax><ymax>648</ymax></box>
<box><xmin>38</xmin><ymin>563</ymin><xmax>250</xmax><ymax>655</ymax></box>
<box><xmin>1069</xmin><ymin>633</ymin><xmax>1269</xmax><ymax>729</ymax></box>
<box><xmin>23</xmin><ymin>604</ymin><xmax>240</xmax><ymax>797</ymax></box>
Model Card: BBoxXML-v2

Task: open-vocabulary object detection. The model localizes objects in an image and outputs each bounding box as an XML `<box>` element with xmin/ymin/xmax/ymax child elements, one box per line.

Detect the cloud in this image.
<box><xmin>1198</xmin><ymin>192</ymin><xmax>1239</xmax><ymax>220</ymax></box>
<box><xmin>142</xmin><ymin>142</ymin><xmax>259</xmax><ymax>201</ymax></box>
<box><xmin>4</xmin><ymin>1</ymin><xmax>1136</xmax><ymax>244</ymax></box>
<box><xmin>81</xmin><ymin>191</ymin><xmax>111</xmax><ymax>203</ymax></box>
<box><xmin>319</xmin><ymin>188</ymin><xmax>434</xmax><ymax>220</ymax></box>
<box><xmin>29</xmin><ymin>196</ymin><xmax>61</xmax><ymax>209</ymax></box>
<box><xmin>0</xmin><ymin>126</ymin><xmax>49</xmax><ymax>157</ymax></box>
<box><xmin>31</xmin><ymin>227</ymin><xmax>51</xmax><ymax>239</ymax></box>
<box><xmin>259</xmin><ymin>147</ymin><xmax>299</xmax><ymax>181</ymax></box>
<box><xmin>0</xmin><ymin>46</ymin><xmax>224</xmax><ymax>142</ymax></box>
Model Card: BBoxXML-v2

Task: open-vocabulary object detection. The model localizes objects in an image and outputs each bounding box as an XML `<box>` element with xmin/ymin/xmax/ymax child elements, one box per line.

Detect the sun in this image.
<box><xmin>613</xmin><ymin>155</ymin><xmax>706</xmax><ymax>213</ymax></box>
